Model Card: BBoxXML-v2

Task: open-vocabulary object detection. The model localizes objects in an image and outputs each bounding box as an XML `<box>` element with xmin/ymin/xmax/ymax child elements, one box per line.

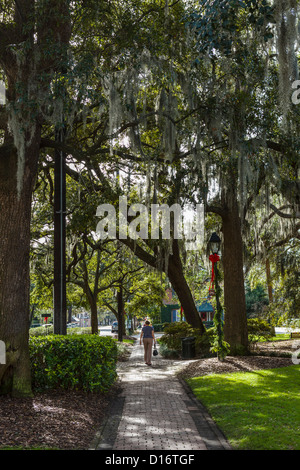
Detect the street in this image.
<box><xmin>99</xmin><ymin>325</ymin><xmax>114</xmax><ymax>336</ymax></box>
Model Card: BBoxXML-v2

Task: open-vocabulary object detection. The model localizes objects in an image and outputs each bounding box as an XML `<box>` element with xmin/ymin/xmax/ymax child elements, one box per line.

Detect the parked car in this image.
<box><xmin>111</xmin><ymin>321</ymin><xmax>118</xmax><ymax>333</ymax></box>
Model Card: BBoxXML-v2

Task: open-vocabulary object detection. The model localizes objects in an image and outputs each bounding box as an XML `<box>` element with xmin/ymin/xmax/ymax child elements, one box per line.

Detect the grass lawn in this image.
<box><xmin>269</xmin><ymin>334</ymin><xmax>290</xmax><ymax>341</ymax></box>
<box><xmin>187</xmin><ymin>365</ymin><xmax>300</xmax><ymax>450</ymax></box>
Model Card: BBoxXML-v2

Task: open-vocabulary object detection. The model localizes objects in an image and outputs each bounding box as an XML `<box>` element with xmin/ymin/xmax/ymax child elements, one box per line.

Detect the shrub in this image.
<box><xmin>29</xmin><ymin>325</ymin><xmax>54</xmax><ymax>336</ymax></box>
<box><xmin>115</xmin><ymin>341</ymin><xmax>132</xmax><ymax>361</ymax></box>
<box><xmin>159</xmin><ymin>322</ymin><xmax>213</xmax><ymax>358</ymax></box>
<box><xmin>67</xmin><ymin>327</ymin><xmax>92</xmax><ymax>335</ymax></box>
<box><xmin>29</xmin><ymin>334</ymin><xmax>117</xmax><ymax>393</ymax></box>
<box><xmin>158</xmin><ymin>342</ymin><xmax>180</xmax><ymax>359</ymax></box>
<box><xmin>247</xmin><ymin>318</ymin><xmax>273</xmax><ymax>350</ymax></box>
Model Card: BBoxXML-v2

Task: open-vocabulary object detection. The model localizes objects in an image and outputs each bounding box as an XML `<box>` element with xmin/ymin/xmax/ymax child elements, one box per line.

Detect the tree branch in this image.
<box><xmin>269</xmin><ymin>203</ymin><xmax>300</xmax><ymax>219</ymax></box>
<box><xmin>118</xmin><ymin>237</ymin><xmax>158</xmax><ymax>270</ymax></box>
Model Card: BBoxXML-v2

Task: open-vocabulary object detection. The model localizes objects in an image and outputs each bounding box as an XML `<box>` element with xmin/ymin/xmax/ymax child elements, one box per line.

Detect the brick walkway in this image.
<box><xmin>91</xmin><ymin>342</ymin><xmax>231</xmax><ymax>451</ymax></box>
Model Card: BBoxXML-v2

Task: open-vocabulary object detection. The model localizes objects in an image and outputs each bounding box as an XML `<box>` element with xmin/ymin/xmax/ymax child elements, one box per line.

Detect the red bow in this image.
<box><xmin>209</xmin><ymin>253</ymin><xmax>220</xmax><ymax>291</ymax></box>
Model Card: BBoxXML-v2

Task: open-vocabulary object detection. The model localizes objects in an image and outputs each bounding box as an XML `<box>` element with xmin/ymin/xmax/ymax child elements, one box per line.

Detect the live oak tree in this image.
<box><xmin>37</xmin><ymin>0</ymin><xmax>208</xmax><ymax>331</ymax></box>
<box><xmin>0</xmin><ymin>0</ymin><xmax>159</xmax><ymax>395</ymax></box>
<box><xmin>0</xmin><ymin>0</ymin><xmax>133</xmax><ymax>394</ymax></box>
<box><xmin>179</xmin><ymin>0</ymin><xmax>300</xmax><ymax>353</ymax></box>
<box><xmin>0</xmin><ymin>0</ymin><xmax>71</xmax><ymax>396</ymax></box>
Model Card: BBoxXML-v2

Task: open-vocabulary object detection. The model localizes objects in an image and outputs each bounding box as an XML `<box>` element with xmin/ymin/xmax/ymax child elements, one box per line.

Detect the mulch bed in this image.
<box><xmin>178</xmin><ymin>355</ymin><xmax>293</xmax><ymax>379</ymax></box>
<box><xmin>0</xmin><ymin>340</ymin><xmax>298</xmax><ymax>449</ymax></box>
<box><xmin>0</xmin><ymin>388</ymin><xmax>114</xmax><ymax>450</ymax></box>
<box><xmin>179</xmin><ymin>340</ymin><xmax>298</xmax><ymax>379</ymax></box>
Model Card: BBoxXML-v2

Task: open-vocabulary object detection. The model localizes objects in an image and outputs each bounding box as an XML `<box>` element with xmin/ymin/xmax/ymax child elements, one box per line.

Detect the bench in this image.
<box><xmin>290</xmin><ymin>332</ymin><xmax>300</xmax><ymax>339</ymax></box>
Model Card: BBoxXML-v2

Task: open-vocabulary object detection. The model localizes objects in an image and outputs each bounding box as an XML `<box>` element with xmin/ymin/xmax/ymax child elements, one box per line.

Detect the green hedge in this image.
<box><xmin>29</xmin><ymin>334</ymin><xmax>117</xmax><ymax>393</ymax></box>
<box><xmin>29</xmin><ymin>325</ymin><xmax>54</xmax><ymax>336</ymax></box>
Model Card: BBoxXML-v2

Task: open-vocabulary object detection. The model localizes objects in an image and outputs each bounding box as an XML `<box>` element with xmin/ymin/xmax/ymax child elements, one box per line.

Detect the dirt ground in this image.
<box><xmin>0</xmin><ymin>340</ymin><xmax>298</xmax><ymax>450</ymax></box>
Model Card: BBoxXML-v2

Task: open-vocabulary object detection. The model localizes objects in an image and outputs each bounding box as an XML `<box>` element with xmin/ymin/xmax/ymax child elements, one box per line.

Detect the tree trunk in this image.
<box><xmin>90</xmin><ymin>300</ymin><xmax>99</xmax><ymax>335</ymax></box>
<box><xmin>0</xmin><ymin>133</ymin><xmax>40</xmax><ymax>397</ymax></box>
<box><xmin>120</xmin><ymin>237</ymin><xmax>205</xmax><ymax>331</ymax></box>
<box><xmin>117</xmin><ymin>287</ymin><xmax>124</xmax><ymax>342</ymax></box>
<box><xmin>221</xmin><ymin>193</ymin><xmax>249</xmax><ymax>355</ymax></box>
<box><xmin>85</xmin><ymin>286</ymin><xmax>99</xmax><ymax>335</ymax></box>
<box><xmin>168</xmin><ymin>239</ymin><xmax>205</xmax><ymax>332</ymax></box>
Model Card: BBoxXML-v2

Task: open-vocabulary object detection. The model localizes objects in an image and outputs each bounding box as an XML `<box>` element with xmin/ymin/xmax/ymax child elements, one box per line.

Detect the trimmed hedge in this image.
<box><xmin>29</xmin><ymin>325</ymin><xmax>54</xmax><ymax>336</ymax></box>
<box><xmin>29</xmin><ymin>334</ymin><xmax>118</xmax><ymax>393</ymax></box>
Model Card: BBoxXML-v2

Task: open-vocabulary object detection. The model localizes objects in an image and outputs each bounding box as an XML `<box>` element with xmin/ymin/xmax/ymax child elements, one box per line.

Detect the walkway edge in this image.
<box><xmin>178</xmin><ymin>377</ymin><xmax>232</xmax><ymax>450</ymax></box>
<box><xmin>89</xmin><ymin>390</ymin><xmax>125</xmax><ymax>450</ymax></box>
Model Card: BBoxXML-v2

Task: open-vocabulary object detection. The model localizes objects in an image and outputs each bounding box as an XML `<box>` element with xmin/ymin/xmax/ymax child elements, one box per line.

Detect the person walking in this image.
<box><xmin>140</xmin><ymin>320</ymin><xmax>156</xmax><ymax>365</ymax></box>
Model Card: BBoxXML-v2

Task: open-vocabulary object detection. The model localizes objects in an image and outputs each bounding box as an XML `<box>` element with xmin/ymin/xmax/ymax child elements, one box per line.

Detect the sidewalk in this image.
<box><xmin>90</xmin><ymin>341</ymin><xmax>231</xmax><ymax>451</ymax></box>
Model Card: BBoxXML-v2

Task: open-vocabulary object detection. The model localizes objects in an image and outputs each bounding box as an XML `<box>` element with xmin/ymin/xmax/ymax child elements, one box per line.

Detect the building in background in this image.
<box><xmin>160</xmin><ymin>287</ymin><xmax>181</xmax><ymax>323</ymax></box>
<box><xmin>77</xmin><ymin>312</ymin><xmax>91</xmax><ymax>328</ymax></box>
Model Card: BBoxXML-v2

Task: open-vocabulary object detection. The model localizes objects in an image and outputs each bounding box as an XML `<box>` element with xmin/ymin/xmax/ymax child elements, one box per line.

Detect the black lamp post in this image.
<box><xmin>208</xmin><ymin>232</ymin><xmax>221</xmax><ymax>255</ymax></box>
<box><xmin>208</xmin><ymin>232</ymin><xmax>227</xmax><ymax>361</ymax></box>
<box><xmin>208</xmin><ymin>232</ymin><xmax>221</xmax><ymax>298</ymax></box>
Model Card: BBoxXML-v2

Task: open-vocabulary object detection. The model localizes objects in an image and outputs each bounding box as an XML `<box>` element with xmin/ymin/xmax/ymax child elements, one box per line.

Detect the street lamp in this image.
<box><xmin>208</xmin><ymin>232</ymin><xmax>221</xmax><ymax>255</ymax></box>
<box><xmin>208</xmin><ymin>232</ymin><xmax>221</xmax><ymax>297</ymax></box>
<box><xmin>208</xmin><ymin>232</ymin><xmax>227</xmax><ymax>361</ymax></box>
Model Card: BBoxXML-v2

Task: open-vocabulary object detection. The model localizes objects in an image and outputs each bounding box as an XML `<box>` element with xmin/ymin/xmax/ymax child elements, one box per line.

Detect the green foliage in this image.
<box><xmin>67</xmin><ymin>327</ymin><xmax>92</xmax><ymax>335</ymax></box>
<box><xmin>247</xmin><ymin>318</ymin><xmax>273</xmax><ymax>350</ymax></box>
<box><xmin>152</xmin><ymin>323</ymin><xmax>167</xmax><ymax>332</ymax></box>
<box><xmin>272</xmin><ymin>242</ymin><xmax>300</xmax><ymax>320</ymax></box>
<box><xmin>211</xmin><ymin>265</ymin><xmax>229</xmax><ymax>360</ymax></box>
<box><xmin>158</xmin><ymin>342</ymin><xmax>180</xmax><ymax>359</ymax></box>
<box><xmin>159</xmin><ymin>321</ymin><xmax>213</xmax><ymax>357</ymax></box>
<box><xmin>126</xmin><ymin>273</ymin><xmax>166</xmax><ymax>320</ymax></box>
<box><xmin>187</xmin><ymin>0</ymin><xmax>275</xmax><ymax>57</ymax></box>
<box><xmin>209</xmin><ymin>331</ymin><xmax>230</xmax><ymax>360</ymax></box>
<box><xmin>29</xmin><ymin>335</ymin><xmax>117</xmax><ymax>393</ymax></box>
<box><xmin>115</xmin><ymin>341</ymin><xmax>132</xmax><ymax>361</ymax></box>
<box><xmin>245</xmin><ymin>283</ymin><xmax>269</xmax><ymax>317</ymax></box>
<box><xmin>29</xmin><ymin>325</ymin><xmax>54</xmax><ymax>336</ymax></box>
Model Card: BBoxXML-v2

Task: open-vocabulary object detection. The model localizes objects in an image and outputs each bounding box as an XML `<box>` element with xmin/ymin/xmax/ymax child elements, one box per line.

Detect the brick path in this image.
<box><xmin>91</xmin><ymin>342</ymin><xmax>231</xmax><ymax>451</ymax></box>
